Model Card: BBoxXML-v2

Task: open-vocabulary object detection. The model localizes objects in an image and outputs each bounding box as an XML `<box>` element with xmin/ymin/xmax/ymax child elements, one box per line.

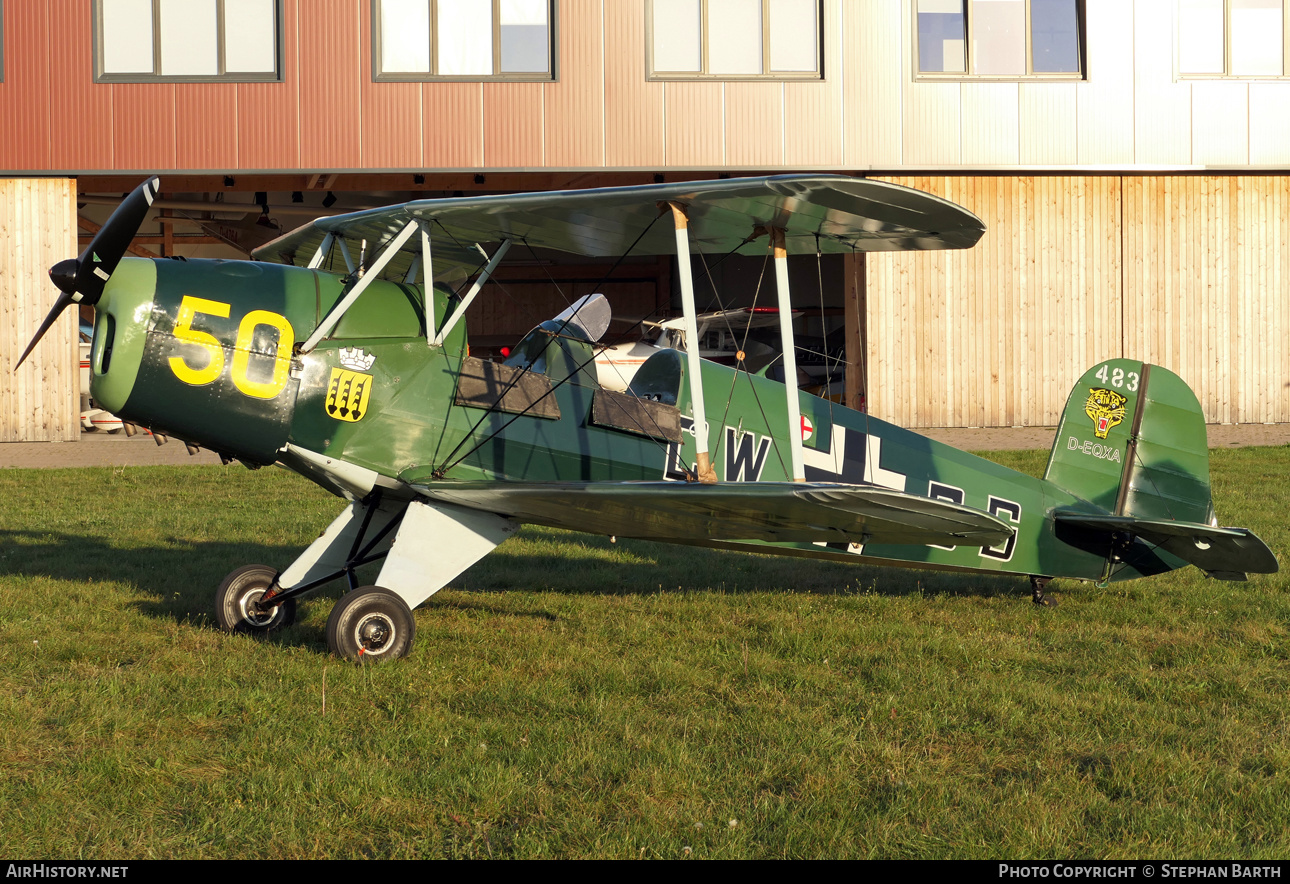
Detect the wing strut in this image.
<box><xmin>306</xmin><ymin>232</ymin><xmax>335</xmax><ymax>269</ymax></box>
<box><xmin>769</xmin><ymin>227</ymin><xmax>806</xmax><ymax>481</ymax></box>
<box><xmin>300</xmin><ymin>219</ymin><xmax>421</xmax><ymax>352</ymax></box>
<box><xmin>417</xmin><ymin>223</ymin><xmax>436</xmax><ymax>341</ymax></box>
<box><xmin>336</xmin><ymin>237</ymin><xmax>356</xmax><ymax>274</ymax></box>
<box><xmin>431</xmin><ymin>238</ymin><xmax>512</xmax><ymax>346</ymax></box>
<box><xmin>667</xmin><ymin>201</ymin><xmax>717</xmax><ymax>484</ymax></box>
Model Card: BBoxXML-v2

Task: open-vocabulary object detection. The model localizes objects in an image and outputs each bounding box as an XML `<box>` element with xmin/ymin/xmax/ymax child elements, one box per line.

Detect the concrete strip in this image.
<box><xmin>0</xmin><ymin>434</ymin><xmax>225</xmax><ymax>468</ymax></box>
<box><xmin>919</xmin><ymin>423</ymin><xmax>1290</xmax><ymax>452</ymax></box>
<box><xmin>2</xmin><ymin>423</ymin><xmax>1286</xmax><ymax>469</ymax></box>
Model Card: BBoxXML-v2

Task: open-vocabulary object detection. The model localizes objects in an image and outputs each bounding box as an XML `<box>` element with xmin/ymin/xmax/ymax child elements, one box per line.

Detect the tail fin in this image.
<box><xmin>1046</xmin><ymin>360</ymin><xmax>1212</xmax><ymax>523</ymax></box>
<box><xmin>1046</xmin><ymin>360</ymin><xmax>1276</xmax><ymax>579</ymax></box>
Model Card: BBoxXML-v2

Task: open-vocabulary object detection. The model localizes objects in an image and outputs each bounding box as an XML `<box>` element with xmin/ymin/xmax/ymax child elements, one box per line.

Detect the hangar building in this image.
<box><xmin>1</xmin><ymin>0</ymin><xmax>1287</xmax><ymax>441</ymax></box>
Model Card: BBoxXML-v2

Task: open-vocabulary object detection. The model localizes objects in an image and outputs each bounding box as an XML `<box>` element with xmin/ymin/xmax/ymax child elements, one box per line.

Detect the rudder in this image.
<box><xmin>1046</xmin><ymin>359</ymin><xmax>1213</xmax><ymax>523</ymax></box>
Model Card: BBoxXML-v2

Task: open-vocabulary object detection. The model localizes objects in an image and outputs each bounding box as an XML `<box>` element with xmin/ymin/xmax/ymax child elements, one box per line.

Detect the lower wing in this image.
<box><xmin>409</xmin><ymin>480</ymin><xmax>1015</xmax><ymax>547</ymax></box>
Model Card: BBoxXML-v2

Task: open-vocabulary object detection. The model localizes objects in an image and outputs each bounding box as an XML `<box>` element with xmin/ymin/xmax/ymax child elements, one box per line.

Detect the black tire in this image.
<box><xmin>215</xmin><ymin>564</ymin><xmax>296</xmax><ymax>634</ymax></box>
<box><xmin>326</xmin><ymin>586</ymin><xmax>416</xmax><ymax>662</ymax></box>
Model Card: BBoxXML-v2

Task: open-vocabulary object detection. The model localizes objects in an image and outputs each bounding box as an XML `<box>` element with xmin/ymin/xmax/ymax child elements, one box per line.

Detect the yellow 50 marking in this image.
<box><xmin>168</xmin><ymin>296</ymin><xmax>229</xmax><ymax>386</ymax></box>
<box><xmin>168</xmin><ymin>296</ymin><xmax>295</xmax><ymax>400</ymax></box>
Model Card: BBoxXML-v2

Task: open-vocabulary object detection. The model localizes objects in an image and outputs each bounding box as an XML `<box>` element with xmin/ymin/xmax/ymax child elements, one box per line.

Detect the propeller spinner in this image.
<box><xmin>13</xmin><ymin>176</ymin><xmax>160</xmax><ymax>371</ymax></box>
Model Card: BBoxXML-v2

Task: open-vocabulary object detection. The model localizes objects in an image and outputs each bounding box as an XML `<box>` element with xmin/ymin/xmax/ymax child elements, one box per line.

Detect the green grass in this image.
<box><xmin>0</xmin><ymin>448</ymin><xmax>1287</xmax><ymax>858</ymax></box>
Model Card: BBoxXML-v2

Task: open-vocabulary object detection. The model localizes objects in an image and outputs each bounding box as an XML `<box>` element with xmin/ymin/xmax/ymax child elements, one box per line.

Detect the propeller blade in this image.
<box><xmin>13</xmin><ymin>292</ymin><xmax>77</xmax><ymax>371</ymax></box>
<box><xmin>14</xmin><ymin>175</ymin><xmax>160</xmax><ymax>373</ymax></box>
<box><xmin>69</xmin><ymin>176</ymin><xmax>160</xmax><ymax>304</ymax></box>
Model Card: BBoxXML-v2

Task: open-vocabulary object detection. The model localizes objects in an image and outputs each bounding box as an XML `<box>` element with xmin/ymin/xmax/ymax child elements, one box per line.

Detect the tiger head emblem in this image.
<box><xmin>1085</xmin><ymin>388</ymin><xmax>1127</xmax><ymax>439</ymax></box>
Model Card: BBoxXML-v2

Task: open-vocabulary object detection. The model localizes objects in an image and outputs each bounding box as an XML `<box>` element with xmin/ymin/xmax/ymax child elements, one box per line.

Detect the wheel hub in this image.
<box><xmin>355</xmin><ymin>613</ymin><xmax>393</xmax><ymax>653</ymax></box>
<box><xmin>239</xmin><ymin>590</ymin><xmax>279</xmax><ymax>627</ymax></box>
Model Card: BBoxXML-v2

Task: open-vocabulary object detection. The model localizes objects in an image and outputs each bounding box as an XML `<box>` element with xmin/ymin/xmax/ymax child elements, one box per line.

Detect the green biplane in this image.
<box><xmin>18</xmin><ymin>175</ymin><xmax>1277</xmax><ymax>661</ymax></box>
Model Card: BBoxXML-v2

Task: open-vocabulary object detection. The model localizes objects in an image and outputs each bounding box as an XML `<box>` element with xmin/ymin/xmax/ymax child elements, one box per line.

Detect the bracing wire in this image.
<box><xmin>434</xmin><ymin>212</ymin><xmax>673</xmax><ymax>475</ymax></box>
<box><xmin>697</xmin><ymin>247</ymin><xmax>792</xmax><ymax>482</ymax></box>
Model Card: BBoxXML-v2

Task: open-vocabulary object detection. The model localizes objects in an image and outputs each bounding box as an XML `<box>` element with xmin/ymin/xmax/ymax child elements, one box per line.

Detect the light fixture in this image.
<box><xmin>291</xmin><ymin>191</ymin><xmax>304</xmax><ymax>203</ymax></box>
<box><xmin>223</xmin><ymin>176</ymin><xmax>235</xmax><ymax>187</ymax></box>
<box><xmin>474</xmin><ymin>174</ymin><xmax>486</xmax><ymax>185</ymax></box>
<box><xmin>321</xmin><ymin>191</ymin><xmax>337</xmax><ymax>208</ymax></box>
<box><xmin>413</xmin><ymin>174</ymin><xmax>425</xmax><ymax>185</ymax></box>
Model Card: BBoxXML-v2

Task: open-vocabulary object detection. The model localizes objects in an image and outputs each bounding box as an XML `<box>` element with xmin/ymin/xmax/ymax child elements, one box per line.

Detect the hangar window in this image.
<box><xmin>374</xmin><ymin>0</ymin><xmax>554</xmax><ymax>81</ymax></box>
<box><xmin>1180</xmin><ymin>0</ymin><xmax>1290</xmax><ymax>77</ymax></box>
<box><xmin>915</xmin><ymin>0</ymin><xmax>1083</xmax><ymax>78</ymax></box>
<box><xmin>95</xmin><ymin>0</ymin><xmax>281</xmax><ymax>82</ymax></box>
<box><xmin>648</xmin><ymin>0</ymin><xmax>823</xmax><ymax>79</ymax></box>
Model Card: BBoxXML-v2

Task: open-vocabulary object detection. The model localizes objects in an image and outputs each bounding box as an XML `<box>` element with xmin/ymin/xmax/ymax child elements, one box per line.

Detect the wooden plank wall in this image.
<box><xmin>866</xmin><ymin>175</ymin><xmax>1290</xmax><ymax>428</ymax></box>
<box><xmin>1123</xmin><ymin>176</ymin><xmax>1290</xmax><ymax>425</ymax></box>
<box><xmin>866</xmin><ymin>176</ymin><xmax>1122</xmax><ymax>428</ymax></box>
<box><xmin>0</xmin><ymin>179</ymin><xmax>79</xmax><ymax>442</ymax></box>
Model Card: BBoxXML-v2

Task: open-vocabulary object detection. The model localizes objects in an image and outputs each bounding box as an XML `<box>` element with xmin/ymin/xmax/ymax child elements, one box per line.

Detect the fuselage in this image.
<box><xmin>88</xmin><ymin>256</ymin><xmax>1167</xmax><ymax>585</ymax></box>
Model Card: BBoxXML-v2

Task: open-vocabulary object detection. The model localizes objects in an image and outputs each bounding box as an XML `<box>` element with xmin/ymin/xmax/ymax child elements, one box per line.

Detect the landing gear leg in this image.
<box><xmin>215</xmin><ymin>495</ymin><xmax>519</xmax><ymax>662</ymax></box>
<box><xmin>1030</xmin><ymin>575</ymin><xmax>1058</xmax><ymax>608</ymax></box>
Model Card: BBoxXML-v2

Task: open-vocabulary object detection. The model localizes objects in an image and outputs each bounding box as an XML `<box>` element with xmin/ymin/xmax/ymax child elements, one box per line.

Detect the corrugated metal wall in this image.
<box><xmin>866</xmin><ymin>175</ymin><xmax>1290</xmax><ymax>428</ymax></box>
<box><xmin>0</xmin><ymin>179</ymin><xmax>79</xmax><ymax>442</ymax></box>
<box><xmin>7</xmin><ymin>1</ymin><xmax>1290</xmax><ymax>173</ymax></box>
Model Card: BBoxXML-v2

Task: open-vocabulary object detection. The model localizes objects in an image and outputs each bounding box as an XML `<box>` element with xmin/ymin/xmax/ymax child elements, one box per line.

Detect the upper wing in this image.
<box><xmin>409</xmin><ymin>480</ymin><xmax>1014</xmax><ymax>547</ymax></box>
<box><xmin>252</xmin><ymin>174</ymin><xmax>985</xmax><ymax>281</ymax></box>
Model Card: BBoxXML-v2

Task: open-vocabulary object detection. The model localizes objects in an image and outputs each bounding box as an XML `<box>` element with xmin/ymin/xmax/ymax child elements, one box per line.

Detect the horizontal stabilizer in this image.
<box><xmin>1053</xmin><ymin>511</ymin><xmax>1278</xmax><ymax>580</ymax></box>
<box><xmin>408</xmin><ymin>480</ymin><xmax>1015</xmax><ymax>547</ymax></box>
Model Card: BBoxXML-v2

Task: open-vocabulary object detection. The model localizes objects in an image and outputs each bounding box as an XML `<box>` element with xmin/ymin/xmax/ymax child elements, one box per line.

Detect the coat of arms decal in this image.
<box><xmin>326</xmin><ymin>368</ymin><xmax>372</xmax><ymax>422</ymax></box>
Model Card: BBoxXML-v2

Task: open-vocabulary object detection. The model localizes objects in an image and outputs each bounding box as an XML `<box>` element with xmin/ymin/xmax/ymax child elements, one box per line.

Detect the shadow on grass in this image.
<box><xmin>0</xmin><ymin>528</ymin><xmax>316</xmax><ymax>617</ymax></box>
<box><xmin>457</xmin><ymin>527</ymin><xmax>1030</xmax><ymax>600</ymax></box>
<box><xmin>0</xmin><ymin>524</ymin><xmax>1031</xmax><ymax>648</ymax></box>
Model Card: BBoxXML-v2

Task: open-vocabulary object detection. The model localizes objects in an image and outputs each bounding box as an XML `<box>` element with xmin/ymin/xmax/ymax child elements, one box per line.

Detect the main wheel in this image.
<box><xmin>215</xmin><ymin>564</ymin><xmax>296</xmax><ymax>634</ymax></box>
<box><xmin>326</xmin><ymin>586</ymin><xmax>416</xmax><ymax>662</ymax></box>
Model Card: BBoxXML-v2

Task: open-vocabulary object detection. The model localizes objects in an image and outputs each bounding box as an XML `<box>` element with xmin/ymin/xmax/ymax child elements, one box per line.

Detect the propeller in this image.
<box><xmin>13</xmin><ymin>176</ymin><xmax>160</xmax><ymax>371</ymax></box>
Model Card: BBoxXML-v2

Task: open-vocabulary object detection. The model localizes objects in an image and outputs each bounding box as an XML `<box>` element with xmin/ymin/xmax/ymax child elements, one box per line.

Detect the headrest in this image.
<box><xmin>552</xmin><ymin>293</ymin><xmax>612</xmax><ymax>343</ymax></box>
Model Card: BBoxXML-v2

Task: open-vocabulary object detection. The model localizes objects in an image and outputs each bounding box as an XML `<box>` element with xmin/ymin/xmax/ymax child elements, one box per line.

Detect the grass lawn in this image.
<box><xmin>0</xmin><ymin>447</ymin><xmax>1287</xmax><ymax>858</ymax></box>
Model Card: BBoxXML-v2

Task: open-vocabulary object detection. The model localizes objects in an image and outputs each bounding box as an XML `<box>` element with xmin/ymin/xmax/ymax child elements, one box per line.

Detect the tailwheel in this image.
<box><xmin>326</xmin><ymin>586</ymin><xmax>416</xmax><ymax>662</ymax></box>
<box><xmin>215</xmin><ymin>564</ymin><xmax>297</xmax><ymax>634</ymax></box>
<box><xmin>1030</xmin><ymin>575</ymin><xmax>1058</xmax><ymax>608</ymax></box>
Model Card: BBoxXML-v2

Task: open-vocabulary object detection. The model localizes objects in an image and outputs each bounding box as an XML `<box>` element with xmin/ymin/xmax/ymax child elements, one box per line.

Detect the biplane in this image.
<box><xmin>17</xmin><ymin>174</ymin><xmax>1278</xmax><ymax>661</ymax></box>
